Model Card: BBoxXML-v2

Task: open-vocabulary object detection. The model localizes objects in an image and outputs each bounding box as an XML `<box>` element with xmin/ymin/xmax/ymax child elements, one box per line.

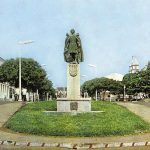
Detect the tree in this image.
<box><xmin>0</xmin><ymin>58</ymin><xmax>55</xmax><ymax>98</ymax></box>
<box><xmin>81</xmin><ymin>77</ymin><xmax>122</xmax><ymax>99</ymax></box>
<box><xmin>123</xmin><ymin>65</ymin><xmax>150</xmax><ymax>98</ymax></box>
<box><xmin>139</xmin><ymin>66</ymin><xmax>150</xmax><ymax>95</ymax></box>
<box><xmin>122</xmin><ymin>73</ymin><xmax>142</xmax><ymax>95</ymax></box>
<box><xmin>39</xmin><ymin>77</ymin><xmax>56</xmax><ymax>98</ymax></box>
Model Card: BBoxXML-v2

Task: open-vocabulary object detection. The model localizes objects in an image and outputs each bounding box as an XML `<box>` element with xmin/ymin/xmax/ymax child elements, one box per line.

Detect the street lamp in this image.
<box><xmin>88</xmin><ymin>64</ymin><xmax>96</xmax><ymax>68</ymax></box>
<box><xmin>88</xmin><ymin>64</ymin><xmax>98</xmax><ymax>101</ymax></box>
<box><xmin>18</xmin><ymin>40</ymin><xmax>34</xmax><ymax>101</ymax></box>
<box><xmin>41</xmin><ymin>64</ymin><xmax>50</xmax><ymax>101</ymax></box>
<box><xmin>81</xmin><ymin>75</ymin><xmax>88</xmax><ymax>98</ymax></box>
<box><xmin>81</xmin><ymin>75</ymin><xmax>87</xmax><ymax>77</ymax></box>
<box><xmin>41</xmin><ymin>64</ymin><xmax>52</xmax><ymax>101</ymax></box>
<box><xmin>18</xmin><ymin>40</ymin><xmax>34</xmax><ymax>45</ymax></box>
<box><xmin>123</xmin><ymin>85</ymin><xmax>126</xmax><ymax>101</ymax></box>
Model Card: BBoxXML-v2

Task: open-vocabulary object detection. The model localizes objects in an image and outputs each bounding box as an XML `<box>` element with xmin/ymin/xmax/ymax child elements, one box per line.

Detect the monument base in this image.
<box><xmin>57</xmin><ymin>98</ymin><xmax>91</xmax><ymax>112</ymax></box>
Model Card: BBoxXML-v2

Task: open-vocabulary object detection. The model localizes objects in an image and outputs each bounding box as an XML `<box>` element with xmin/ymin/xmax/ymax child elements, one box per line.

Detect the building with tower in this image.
<box><xmin>129</xmin><ymin>56</ymin><xmax>139</xmax><ymax>73</ymax></box>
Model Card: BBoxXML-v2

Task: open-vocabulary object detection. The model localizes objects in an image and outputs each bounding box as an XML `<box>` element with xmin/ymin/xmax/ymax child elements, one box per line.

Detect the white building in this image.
<box><xmin>129</xmin><ymin>56</ymin><xmax>139</xmax><ymax>73</ymax></box>
<box><xmin>105</xmin><ymin>73</ymin><xmax>124</xmax><ymax>81</ymax></box>
<box><xmin>0</xmin><ymin>57</ymin><xmax>15</xmax><ymax>101</ymax></box>
<box><xmin>0</xmin><ymin>82</ymin><xmax>11</xmax><ymax>100</ymax></box>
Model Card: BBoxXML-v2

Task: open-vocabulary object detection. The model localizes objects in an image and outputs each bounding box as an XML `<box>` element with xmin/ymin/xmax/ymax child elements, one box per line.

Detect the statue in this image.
<box><xmin>57</xmin><ymin>29</ymin><xmax>91</xmax><ymax>112</ymax></box>
<box><xmin>64</xmin><ymin>29</ymin><xmax>84</xmax><ymax>64</ymax></box>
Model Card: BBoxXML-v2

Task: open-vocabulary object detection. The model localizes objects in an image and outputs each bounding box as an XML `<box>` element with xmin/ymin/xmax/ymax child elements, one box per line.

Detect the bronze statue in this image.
<box><xmin>64</xmin><ymin>29</ymin><xmax>84</xmax><ymax>64</ymax></box>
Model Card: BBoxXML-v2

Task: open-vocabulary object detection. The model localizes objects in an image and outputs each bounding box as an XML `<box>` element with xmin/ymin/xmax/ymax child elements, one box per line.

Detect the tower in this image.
<box><xmin>129</xmin><ymin>56</ymin><xmax>139</xmax><ymax>73</ymax></box>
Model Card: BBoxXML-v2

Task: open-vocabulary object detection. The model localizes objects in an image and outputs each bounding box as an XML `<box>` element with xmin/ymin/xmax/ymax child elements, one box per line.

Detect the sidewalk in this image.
<box><xmin>117</xmin><ymin>102</ymin><xmax>150</xmax><ymax>123</ymax></box>
<box><xmin>0</xmin><ymin>129</ymin><xmax>150</xmax><ymax>144</ymax></box>
<box><xmin>0</xmin><ymin>102</ymin><xmax>22</xmax><ymax>127</ymax></box>
<box><xmin>0</xmin><ymin>102</ymin><xmax>150</xmax><ymax>146</ymax></box>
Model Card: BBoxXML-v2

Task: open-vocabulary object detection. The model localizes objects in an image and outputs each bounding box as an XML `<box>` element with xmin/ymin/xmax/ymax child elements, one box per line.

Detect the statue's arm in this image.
<box><xmin>64</xmin><ymin>35</ymin><xmax>70</xmax><ymax>62</ymax></box>
<box><xmin>65</xmin><ymin>38</ymin><xmax>68</xmax><ymax>48</ymax></box>
<box><xmin>76</xmin><ymin>36</ymin><xmax>84</xmax><ymax>62</ymax></box>
<box><xmin>65</xmin><ymin>34</ymin><xmax>70</xmax><ymax>49</ymax></box>
<box><xmin>76</xmin><ymin>36</ymin><xmax>82</xmax><ymax>47</ymax></box>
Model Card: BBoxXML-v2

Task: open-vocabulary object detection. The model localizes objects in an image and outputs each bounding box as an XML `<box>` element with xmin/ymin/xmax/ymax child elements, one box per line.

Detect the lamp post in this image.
<box><xmin>41</xmin><ymin>64</ymin><xmax>51</xmax><ymax>101</ymax></box>
<box><xmin>41</xmin><ymin>64</ymin><xmax>48</xmax><ymax>100</ymax></box>
<box><xmin>123</xmin><ymin>85</ymin><xmax>126</xmax><ymax>101</ymax></box>
<box><xmin>88</xmin><ymin>64</ymin><xmax>98</xmax><ymax>101</ymax></box>
<box><xmin>81</xmin><ymin>75</ymin><xmax>88</xmax><ymax>98</ymax></box>
<box><xmin>18</xmin><ymin>40</ymin><xmax>34</xmax><ymax>101</ymax></box>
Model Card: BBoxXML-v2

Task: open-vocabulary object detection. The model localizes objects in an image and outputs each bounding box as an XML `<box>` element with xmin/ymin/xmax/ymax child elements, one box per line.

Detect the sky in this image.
<box><xmin>0</xmin><ymin>0</ymin><xmax>150</xmax><ymax>87</ymax></box>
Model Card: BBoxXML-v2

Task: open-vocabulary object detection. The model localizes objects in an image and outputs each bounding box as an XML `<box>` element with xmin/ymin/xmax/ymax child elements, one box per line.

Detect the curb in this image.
<box><xmin>0</xmin><ymin>140</ymin><xmax>150</xmax><ymax>149</ymax></box>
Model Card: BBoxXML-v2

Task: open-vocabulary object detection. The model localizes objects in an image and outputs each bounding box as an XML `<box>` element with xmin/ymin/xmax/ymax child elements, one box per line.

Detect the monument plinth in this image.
<box><xmin>57</xmin><ymin>29</ymin><xmax>91</xmax><ymax>112</ymax></box>
<box><xmin>67</xmin><ymin>64</ymin><xmax>80</xmax><ymax>100</ymax></box>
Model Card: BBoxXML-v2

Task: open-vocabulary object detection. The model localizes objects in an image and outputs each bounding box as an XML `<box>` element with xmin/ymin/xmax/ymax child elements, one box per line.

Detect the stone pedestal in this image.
<box><xmin>67</xmin><ymin>64</ymin><xmax>80</xmax><ymax>100</ymax></box>
<box><xmin>57</xmin><ymin>98</ymin><xmax>91</xmax><ymax>112</ymax></box>
<box><xmin>57</xmin><ymin>63</ymin><xmax>91</xmax><ymax>112</ymax></box>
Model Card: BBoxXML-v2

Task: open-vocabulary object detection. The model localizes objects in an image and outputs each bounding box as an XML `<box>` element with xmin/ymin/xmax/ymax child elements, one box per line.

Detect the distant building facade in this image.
<box><xmin>56</xmin><ymin>87</ymin><xmax>67</xmax><ymax>98</ymax></box>
<box><xmin>0</xmin><ymin>57</ymin><xmax>16</xmax><ymax>101</ymax></box>
<box><xmin>0</xmin><ymin>82</ymin><xmax>15</xmax><ymax>101</ymax></box>
<box><xmin>129</xmin><ymin>56</ymin><xmax>139</xmax><ymax>73</ymax></box>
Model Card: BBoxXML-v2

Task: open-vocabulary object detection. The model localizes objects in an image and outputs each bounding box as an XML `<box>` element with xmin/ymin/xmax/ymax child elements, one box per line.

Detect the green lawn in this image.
<box><xmin>5</xmin><ymin>101</ymin><xmax>150</xmax><ymax>137</ymax></box>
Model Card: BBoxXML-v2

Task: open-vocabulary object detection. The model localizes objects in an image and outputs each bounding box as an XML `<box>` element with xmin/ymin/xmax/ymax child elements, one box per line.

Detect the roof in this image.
<box><xmin>105</xmin><ymin>73</ymin><xmax>124</xmax><ymax>81</ymax></box>
<box><xmin>131</xmin><ymin>56</ymin><xmax>139</xmax><ymax>66</ymax></box>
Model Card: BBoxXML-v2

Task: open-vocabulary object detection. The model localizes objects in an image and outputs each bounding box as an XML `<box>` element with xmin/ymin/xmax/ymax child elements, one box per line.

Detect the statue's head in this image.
<box><xmin>70</xmin><ymin>29</ymin><xmax>75</xmax><ymax>34</ymax></box>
